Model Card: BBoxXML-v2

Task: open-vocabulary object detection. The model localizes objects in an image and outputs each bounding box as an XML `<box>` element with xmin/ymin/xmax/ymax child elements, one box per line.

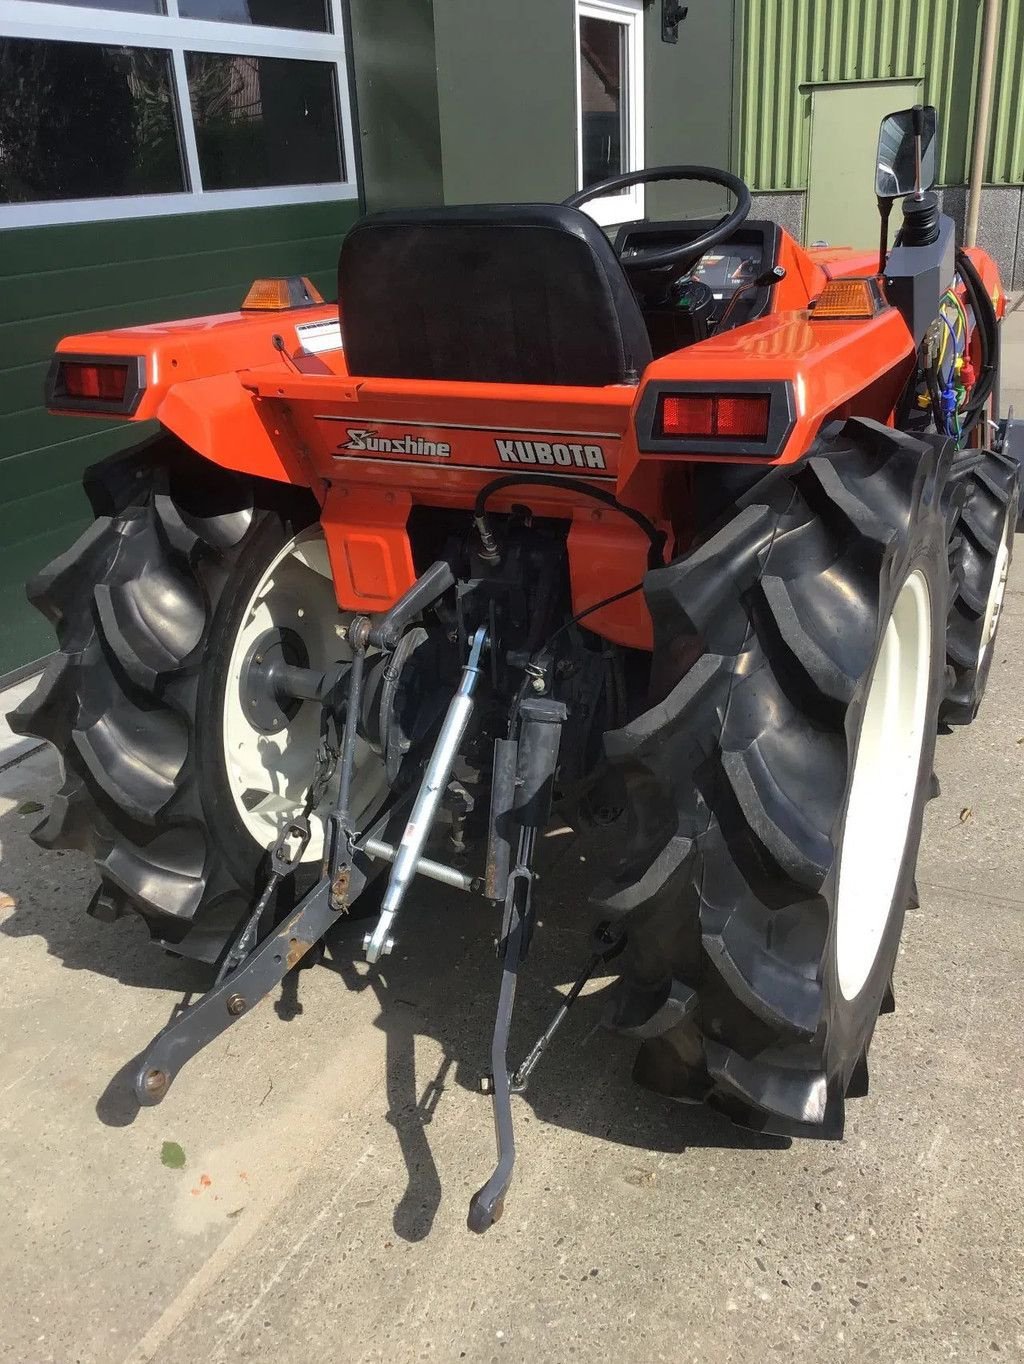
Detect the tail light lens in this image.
<box><xmin>660</xmin><ymin>392</ymin><xmax>771</xmax><ymax>441</ymax></box>
<box><xmin>61</xmin><ymin>362</ymin><xmax>130</xmax><ymax>403</ymax></box>
<box><xmin>47</xmin><ymin>354</ymin><xmax>145</xmax><ymax>415</ymax></box>
<box><xmin>637</xmin><ymin>382</ymin><xmax>794</xmax><ymax>459</ymax></box>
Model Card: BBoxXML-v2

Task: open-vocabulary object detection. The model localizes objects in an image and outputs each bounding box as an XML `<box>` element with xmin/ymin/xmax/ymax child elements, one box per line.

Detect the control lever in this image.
<box><xmin>368</xmin><ymin>559</ymin><xmax>455</xmax><ymax>651</ymax></box>
<box><xmin>467</xmin><ymin>696</ymin><xmax>566</xmax><ymax>1233</ymax></box>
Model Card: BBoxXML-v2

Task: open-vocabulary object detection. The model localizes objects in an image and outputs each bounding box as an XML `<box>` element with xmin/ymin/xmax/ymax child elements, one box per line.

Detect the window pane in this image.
<box><xmin>186</xmin><ymin>52</ymin><xmax>342</xmax><ymax>190</ymax></box>
<box><xmin>579</xmin><ymin>15</ymin><xmax>627</xmax><ymax>188</ymax></box>
<box><xmin>22</xmin><ymin>0</ymin><xmax>165</xmax><ymax>11</ymax></box>
<box><xmin>179</xmin><ymin>0</ymin><xmax>329</xmax><ymax>32</ymax></box>
<box><xmin>0</xmin><ymin>39</ymin><xmax>185</xmax><ymax>204</ymax></box>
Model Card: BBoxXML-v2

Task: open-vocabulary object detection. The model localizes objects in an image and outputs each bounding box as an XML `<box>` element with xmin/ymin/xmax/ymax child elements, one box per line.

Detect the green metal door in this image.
<box><xmin>805</xmin><ymin>80</ymin><xmax>920</xmax><ymax>248</ymax></box>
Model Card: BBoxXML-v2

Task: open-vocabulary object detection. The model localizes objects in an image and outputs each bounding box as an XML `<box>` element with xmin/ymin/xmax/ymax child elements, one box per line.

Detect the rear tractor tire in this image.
<box><xmin>596</xmin><ymin>420</ymin><xmax>952</xmax><ymax>1137</ymax></box>
<box><xmin>10</xmin><ymin>440</ymin><xmax>388</xmax><ymax>963</ymax></box>
<box><xmin>941</xmin><ymin>448</ymin><xmax>1019</xmax><ymax>725</ymax></box>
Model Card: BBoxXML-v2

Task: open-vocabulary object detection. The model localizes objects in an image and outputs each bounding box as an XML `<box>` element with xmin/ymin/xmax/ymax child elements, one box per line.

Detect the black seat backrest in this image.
<box><xmin>337</xmin><ymin>204</ymin><xmax>652</xmax><ymax>387</ymax></box>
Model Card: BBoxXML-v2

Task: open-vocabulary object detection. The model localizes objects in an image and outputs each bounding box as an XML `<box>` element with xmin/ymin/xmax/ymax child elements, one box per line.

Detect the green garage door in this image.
<box><xmin>805</xmin><ymin>80</ymin><xmax>921</xmax><ymax>247</ymax></box>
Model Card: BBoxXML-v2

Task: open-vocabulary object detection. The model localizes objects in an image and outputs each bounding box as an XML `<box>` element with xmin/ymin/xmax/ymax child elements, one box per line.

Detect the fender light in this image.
<box><xmin>241</xmin><ymin>276</ymin><xmax>324</xmax><ymax>311</ymax></box>
<box><xmin>636</xmin><ymin>381</ymin><xmax>796</xmax><ymax>460</ymax></box>
<box><xmin>46</xmin><ymin>354</ymin><xmax>146</xmax><ymax>416</ymax></box>
<box><xmin>811</xmin><ymin>277</ymin><xmax>885</xmax><ymax>320</ymax></box>
<box><xmin>660</xmin><ymin>393</ymin><xmax>770</xmax><ymax>440</ymax></box>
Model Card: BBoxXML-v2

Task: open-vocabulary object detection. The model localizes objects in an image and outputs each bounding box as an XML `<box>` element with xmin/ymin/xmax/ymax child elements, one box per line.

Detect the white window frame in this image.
<box><xmin>574</xmin><ymin>0</ymin><xmax>644</xmax><ymax>227</ymax></box>
<box><xmin>0</xmin><ymin>0</ymin><xmax>358</xmax><ymax>228</ymax></box>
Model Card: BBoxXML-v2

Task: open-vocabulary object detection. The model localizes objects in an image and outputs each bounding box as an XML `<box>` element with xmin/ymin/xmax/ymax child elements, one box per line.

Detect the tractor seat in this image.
<box><xmin>337</xmin><ymin>204</ymin><xmax>653</xmax><ymax>388</ymax></box>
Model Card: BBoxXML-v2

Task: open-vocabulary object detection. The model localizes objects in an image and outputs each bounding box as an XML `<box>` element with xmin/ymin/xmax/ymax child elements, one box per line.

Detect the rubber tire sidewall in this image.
<box><xmin>968</xmin><ymin>498</ymin><xmax>1017</xmax><ymax>715</ymax></box>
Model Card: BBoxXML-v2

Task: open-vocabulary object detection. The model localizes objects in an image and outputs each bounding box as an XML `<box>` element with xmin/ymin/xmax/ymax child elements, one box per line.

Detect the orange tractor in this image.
<box><xmin>12</xmin><ymin>106</ymin><xmax>1020</xmax><ymax>1230</ymax></box>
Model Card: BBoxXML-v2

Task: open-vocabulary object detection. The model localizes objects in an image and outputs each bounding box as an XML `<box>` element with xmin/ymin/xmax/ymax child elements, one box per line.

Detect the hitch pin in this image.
<box><xmin>364</xmin><ymin>626</ymin><xmax>488</xmax><ymax>963</ymax></box>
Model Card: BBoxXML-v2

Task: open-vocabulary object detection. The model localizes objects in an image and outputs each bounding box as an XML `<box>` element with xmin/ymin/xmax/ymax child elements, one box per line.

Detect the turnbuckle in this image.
<box><xmin>214</xmin><ymin>816</ymin><xmax>313</xmax><ymax>985</ymax></box>
<box><xmin>363</xmin><ymin>626</ymin><xmax>488</xmax><ymax>963</ymax></box>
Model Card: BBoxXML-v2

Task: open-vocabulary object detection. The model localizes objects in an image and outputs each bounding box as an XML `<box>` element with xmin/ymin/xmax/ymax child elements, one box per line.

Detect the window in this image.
<box><xmin>575</xmin><ymin>0</ymin><xmax>644</xmax><ymax>226</ymax></box>
<box><xmin>178</xmin><ymin>1</ymin><xmax>329</xmax><ymax>34</ymax></box>
<box><xmin>185</xmin><ymin>52</ymin><xmax>341</xmax><ymax>189</ymax></box>
<box><xmin>0</xmin><ymin>0</ymin><xmax>356</xmax><ymax>227</ymax></box>
<box><xmin>0</xmin><ymin>38</ymin><xmax>184</xmax><ymax>202</ymax></box>
<box><xmin>39</xmin><ymin>1</ymin><xmax>165</xmax><ymax>12</ymax></box>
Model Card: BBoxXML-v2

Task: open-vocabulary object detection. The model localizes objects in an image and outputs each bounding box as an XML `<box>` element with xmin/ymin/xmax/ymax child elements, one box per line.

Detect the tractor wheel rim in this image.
<box><xmin>223</xmin><ymin>526</ymin><xmax>387</xmax><ymax>861</ymax></box>
<box><xmin>978</xmin><ymin>509</ymin><xmax>1013</xmax><ymax>668</ymax></box>
<box><xmin>836</xmin><ymin>570</ymin><xmax>932</xmax><ymax>1001</ymax></box>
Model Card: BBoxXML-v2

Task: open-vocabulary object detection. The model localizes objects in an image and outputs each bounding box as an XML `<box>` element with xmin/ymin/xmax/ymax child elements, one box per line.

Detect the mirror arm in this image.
<box><xmin>912</xmin><ymin>104</ymin><xmax>925</xmax><ymax>200</ymax></box>
<box><xmin>877</xmin><ymin>196</ymin><xmax>894</xmax><ymax>276</ymax></box>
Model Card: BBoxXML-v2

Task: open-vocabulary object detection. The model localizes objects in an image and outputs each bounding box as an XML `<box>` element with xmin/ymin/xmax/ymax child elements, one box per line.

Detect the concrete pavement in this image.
<box><xmin>2</xmin><ymin>331</ymin><xmax>1023</xmax><ymax>1364</ymax></box>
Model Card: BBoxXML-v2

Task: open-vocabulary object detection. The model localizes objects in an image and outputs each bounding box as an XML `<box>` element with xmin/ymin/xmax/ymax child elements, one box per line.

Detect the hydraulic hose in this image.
<box><xmin>473</xmin><ymin>473</ymin><xmax>666</xmax><ymax>570</ymax></box>
<box><xmin>955</xmin><ymin>247</ymin><xmax>999</xmax><ymax>438</ymax></box>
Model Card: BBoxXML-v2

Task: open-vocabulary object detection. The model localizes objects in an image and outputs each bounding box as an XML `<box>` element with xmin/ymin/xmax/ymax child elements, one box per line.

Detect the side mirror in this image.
<box><xmin>876</xmin><ymin>105</ymin><xmax>938</xmax><ymax>199</ymax></box>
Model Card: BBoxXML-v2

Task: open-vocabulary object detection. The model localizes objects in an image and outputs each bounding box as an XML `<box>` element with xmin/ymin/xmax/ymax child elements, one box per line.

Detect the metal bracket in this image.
<box><xmin>135</xmin><ymin>875</ymin><xmax>340</xmax><ymax>1106</ymax></box>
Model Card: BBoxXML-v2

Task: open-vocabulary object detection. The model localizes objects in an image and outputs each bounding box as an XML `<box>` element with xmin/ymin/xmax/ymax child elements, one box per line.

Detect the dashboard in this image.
<box><xmin>687</xmin><ymin>251</ymin><xmax>762</xmax><ymax>300</ymax></box>
<box><xmin>613</xmin><ymin>219</ymin><xmax>781</xmax><ymax>350</ymax></box>
<box><xmin>614</xmin><ymin>218</ymin><xmax>776</xmax><ymax>300</ymax></box>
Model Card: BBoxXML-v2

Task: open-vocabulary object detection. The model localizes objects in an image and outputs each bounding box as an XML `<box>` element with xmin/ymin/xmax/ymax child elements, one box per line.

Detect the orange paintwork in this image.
<box><xmin>55</xmin><ymin>304</ymin><xmax>340</xmax><ymax>421</ymax></box>
<box><xmin>46</xmin><ymin>225</ymin><xmax>1001</xmax><ymax>652</ymax></box>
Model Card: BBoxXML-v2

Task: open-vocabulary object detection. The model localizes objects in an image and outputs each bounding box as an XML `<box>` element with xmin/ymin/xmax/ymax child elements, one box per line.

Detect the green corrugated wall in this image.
<box><xmin>0</xmin><ymin>200</ymin><xmax>359</xmax><ymax>675</ymax></box>
<box><xmin>739</xmin><ymin>0</ymin><xmax>1024</xmax><ymax>191</ymax></box>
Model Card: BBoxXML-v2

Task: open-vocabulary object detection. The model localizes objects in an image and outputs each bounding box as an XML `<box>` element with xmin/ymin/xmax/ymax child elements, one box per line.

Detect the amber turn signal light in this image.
<box><xmin>811</xmin><ymin>277</ymin><xmax>884</xmax><ymax>320</ymax></box>
<box><xmin>659</xmin><ymin>392</ymin><xmax>771</xmax><ymax>441</ymax></box>
<box><xmin>241</xmin><ymin>276</ymin><xmax>325</xmax><ymax>311</ymax></box>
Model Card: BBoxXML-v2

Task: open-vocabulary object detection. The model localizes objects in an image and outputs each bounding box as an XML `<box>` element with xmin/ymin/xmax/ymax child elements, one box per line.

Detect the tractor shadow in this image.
<box><xmin>3</xmin><ymin>770</ymin><xmax>787</xmax><ymax>1238</ymax></box>
<box><xmin>0</xmin><ymin>749</ymin><xmax>209</xmax><ymax>993</ymax></box>
<box><xmin>307</xmin><ymin>826</ymin><xmax>790</xmax><ymax>1244</ymax></box>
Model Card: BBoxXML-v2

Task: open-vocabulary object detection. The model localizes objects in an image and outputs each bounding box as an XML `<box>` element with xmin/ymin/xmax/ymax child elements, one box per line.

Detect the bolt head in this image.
<box><xmin>531</xmin><ymin>675</ymin><xmax>546</xmax><ymax>693</ymax></box>
<box><xmin>362</xmin><ymin>933</ymin><xmax>372</xmax><ymax>951</ymax></box>
<box><xmin>226</xmin><ymin>993</ymin><xmax>247</xmax><ymax>1017</ymax></box>
<box><xmin>383</xmin><ymin>936</ymin><xmax>395</xmax><ymax>956</ymax></box>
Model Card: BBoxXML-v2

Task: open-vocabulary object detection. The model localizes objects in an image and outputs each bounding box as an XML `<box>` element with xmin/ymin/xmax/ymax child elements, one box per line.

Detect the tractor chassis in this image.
<box><xmin>132</xmin><ymin>563</ymin><xmax>620</xmax><ymax>1233</ymax></box>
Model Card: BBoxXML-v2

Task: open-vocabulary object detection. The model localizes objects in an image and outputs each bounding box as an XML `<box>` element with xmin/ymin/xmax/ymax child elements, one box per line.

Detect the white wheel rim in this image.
<box><xmin>835</xmin><ymin>570</ymin><xmax>932</xmax><ymax>1001</ymax></box>
<box><xmin>222</xmin><ymin>526</ymin><xmax>387</xmax><ymax>861</ymax></box>
<box><xmin>978</xmin><ymin>509</ymin><xmax>1013</xmax><ymax>669</ymax></box>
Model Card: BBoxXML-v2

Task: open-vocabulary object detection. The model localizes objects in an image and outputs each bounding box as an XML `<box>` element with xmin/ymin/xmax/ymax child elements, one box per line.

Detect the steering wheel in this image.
<box><xmin>563</xmin><ymin>165</ymin><xmax>752</xmax><ymax>283</ymax></box>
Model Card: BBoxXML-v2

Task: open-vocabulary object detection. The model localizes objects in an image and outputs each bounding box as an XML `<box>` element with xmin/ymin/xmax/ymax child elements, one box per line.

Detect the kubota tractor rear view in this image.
<box><xmin>11</xmin><ymin>105</ymin><xmax>1021</xmax><ymax>1231</ymax></box>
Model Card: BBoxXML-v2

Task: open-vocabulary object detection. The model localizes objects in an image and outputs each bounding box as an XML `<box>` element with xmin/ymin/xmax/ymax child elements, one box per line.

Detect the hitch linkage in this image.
<box><xmin>129</xmin><ymin>558</ymin><xmax>623</xmax><ymax>1236</ymax></box>
<box><xmin>132</xmin><ymin>563</ymin><xmax>457</xmax><ymax>1107</ymax></box>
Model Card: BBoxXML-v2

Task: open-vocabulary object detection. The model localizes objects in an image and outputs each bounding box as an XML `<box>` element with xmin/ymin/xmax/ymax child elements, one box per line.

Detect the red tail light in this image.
<box><xmin>61</xmin><ymin>362</ymin><xmax>130</xmax><ymax>403</ymax></box>
<box><xmin>46</xmin><ymin>353</ymin><xmax>145</xmax><ymax>415</ymax></box>
<box><xmin>660</xmin><ymin>393</ymin><xmax>771</xmax><ymax>441</ymax></box>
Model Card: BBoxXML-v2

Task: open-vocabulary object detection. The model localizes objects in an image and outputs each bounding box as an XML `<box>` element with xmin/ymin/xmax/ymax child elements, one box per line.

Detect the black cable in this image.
<box><xmin>508</xmin><ymin>580</ymin><xmax>646</xmax><ymax>737</ymax></box>
<box><xmin>955</xmin><ymin>248</ymin><xmax>998</xmax><ymax>436</ymax></box>
<box><xmin>473</xmin><ymin>473</ymin><xmax>665</xmax><ymax>569</ymax></box>
<box><xmin>542</xmin><ymin>581</ymin><xmax>644</xmax><ymax>651</ymax></box>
